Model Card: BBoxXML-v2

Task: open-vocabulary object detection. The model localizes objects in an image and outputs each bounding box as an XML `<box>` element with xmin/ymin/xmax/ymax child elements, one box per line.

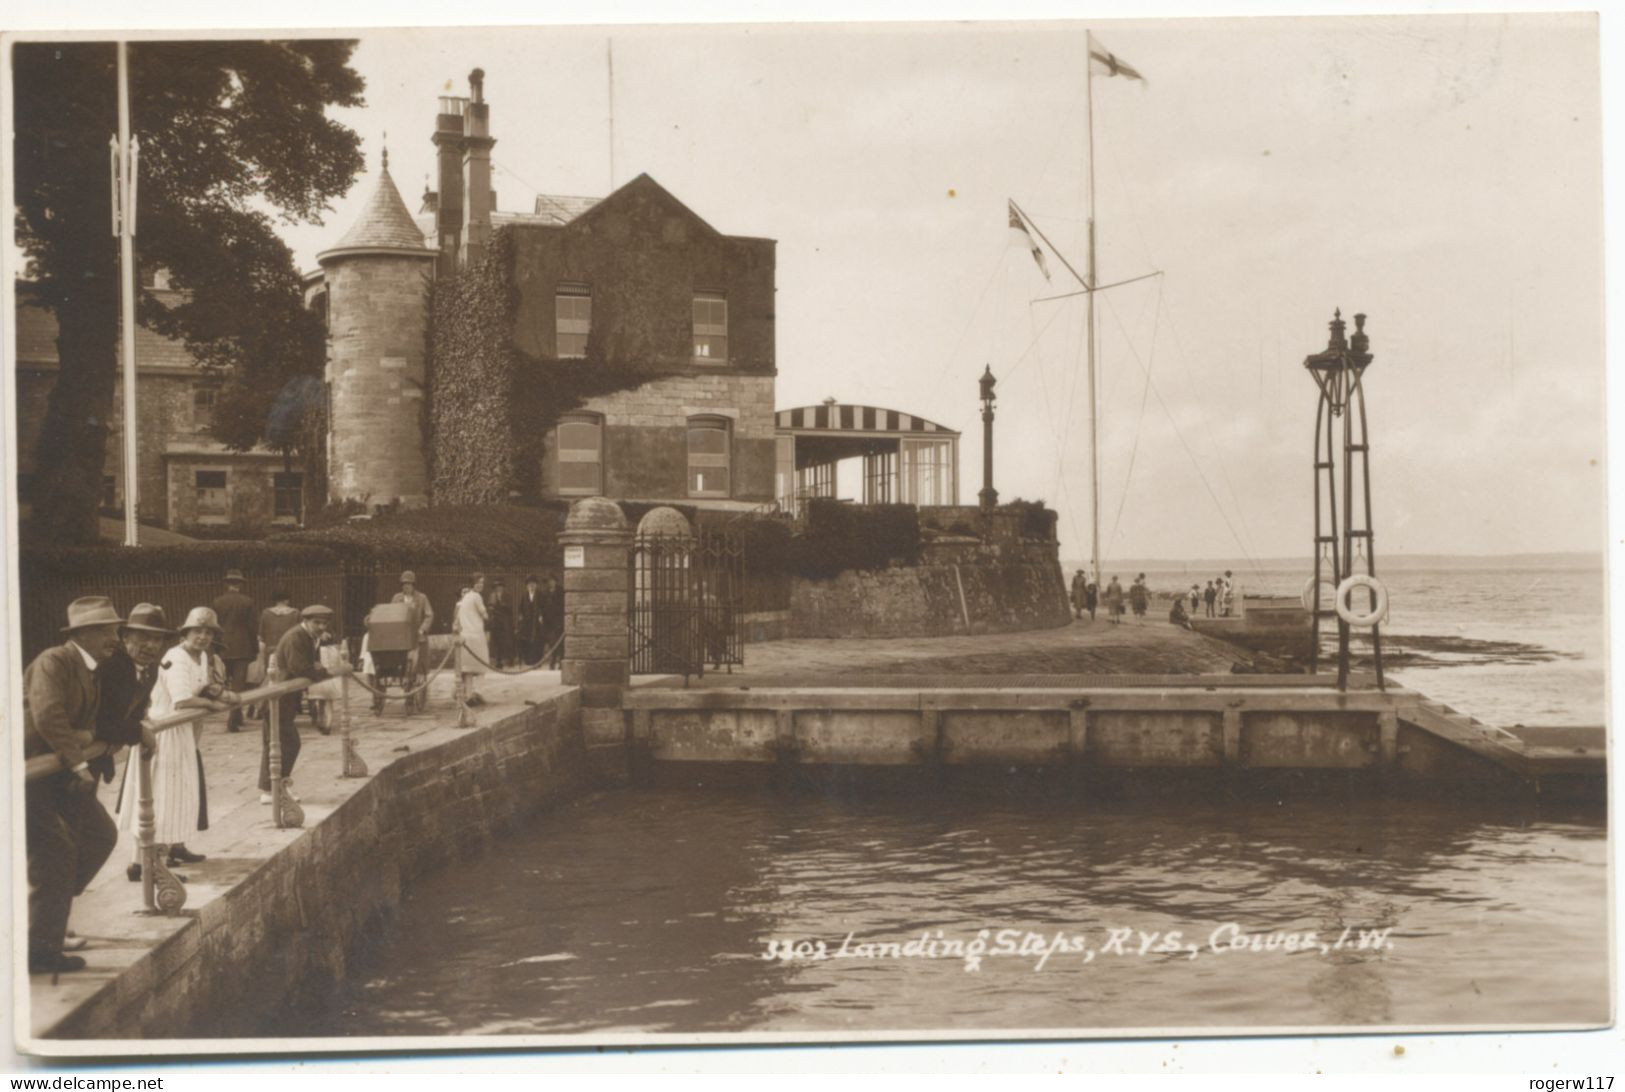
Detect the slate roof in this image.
<box><xmin>319</xmin><ymin>160</ymin><xmax>437</xmax><ymax>261</ymax></box>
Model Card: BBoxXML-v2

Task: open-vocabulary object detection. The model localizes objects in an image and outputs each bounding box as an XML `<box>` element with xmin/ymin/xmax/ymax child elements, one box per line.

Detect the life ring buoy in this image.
<box><xmin>1301</xmin><ymin>575</ymin><xmax>1339</xmax><ymax>613</ymax></box>
<box><xmin>1335</xmin><ymin>574</ymin><xmax>1389</xmax><ymax>628</ymax></box>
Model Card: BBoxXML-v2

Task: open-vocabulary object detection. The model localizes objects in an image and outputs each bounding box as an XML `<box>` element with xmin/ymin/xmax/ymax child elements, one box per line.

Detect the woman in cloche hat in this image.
<box><xmin>115</xmin><ymin>605</ymin><xmax>241</xmax><ymax>877</ymax></box>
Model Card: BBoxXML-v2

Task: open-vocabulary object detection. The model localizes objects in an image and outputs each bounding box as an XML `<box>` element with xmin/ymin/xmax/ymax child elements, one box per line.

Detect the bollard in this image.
<box><xmin>560</xmin><ymin>497</ymin><xmax>633</xmax><ymax>784</ymax></box>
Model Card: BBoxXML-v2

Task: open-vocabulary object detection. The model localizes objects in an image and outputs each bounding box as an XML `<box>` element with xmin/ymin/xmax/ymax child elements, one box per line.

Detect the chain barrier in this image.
<box><xmin>342</xmin><ymin>640</ymin><xmax>460</xmax><ymax>699</ymax></box>
<box><xmin>448</xmin><ymin>632</ymin><xmax>564</xmax><ymax>676</ymax></box>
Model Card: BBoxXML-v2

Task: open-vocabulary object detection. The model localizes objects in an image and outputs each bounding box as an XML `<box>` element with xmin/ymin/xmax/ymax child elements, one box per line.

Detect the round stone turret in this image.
<box><xmin>318</xmin><ymin>151</ymin><xmax>438</xmax><ymax>508</ymax></box>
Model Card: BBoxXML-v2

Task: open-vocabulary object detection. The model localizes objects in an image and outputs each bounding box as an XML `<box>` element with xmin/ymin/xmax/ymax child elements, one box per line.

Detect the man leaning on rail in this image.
<box><xmin>22</xmin><ymin>597</ymin><xmax>125</xmax><ymax>975</ymax></box>
<box><xmin>262</xmin><ymin>604</ymin><xmax>352</xmax><ymax>804</ymax></box>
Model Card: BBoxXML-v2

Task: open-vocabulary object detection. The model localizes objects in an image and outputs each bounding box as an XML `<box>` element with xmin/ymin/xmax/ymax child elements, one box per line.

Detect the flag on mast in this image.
<box><xmin>1089</xmin><ymin>39</ymin><xmax>1145</xmax><ymax>82</ymax></box>
<box><xmin>1008</xmin><ymin>199</ymin><xmax>1051</xmax><ymax>281</ymax></box>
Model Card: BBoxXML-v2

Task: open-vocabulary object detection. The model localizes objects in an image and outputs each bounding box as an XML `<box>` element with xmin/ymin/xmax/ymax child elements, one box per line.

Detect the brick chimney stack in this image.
<box><xmin>432</xmin><ymin>93</ymin><xmax>467</xmax><ymax>278</ymax></box>
<box><xmin>460</xmin><ymin>67</ymin><xmax>496</xmax><ymax>269</ymax></box>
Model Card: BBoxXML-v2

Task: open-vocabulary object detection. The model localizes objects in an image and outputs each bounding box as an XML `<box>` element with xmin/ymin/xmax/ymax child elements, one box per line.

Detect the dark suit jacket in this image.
<box><xmin>516</xmin><ymin>590</ymin><xmax>544</xmax><ymax>643</ymax></box>
<box><xmin>23</xmin><ymin>643</ymin><xmax>99</xmax><ymax>769</ymax></box>
<box><xmin>212</xmin><ymin>590</ymin><xmax>257</xmax><ymax>660</ymax></box>
<box><xmin>274</xmin><ymin>623</ymin><xmax>330</xmax><ymax>684</ymax></box>
<box><xmin>94</xmin><ymin>648</ymin><xmax>157</xmax><ymax>747</ymax></box>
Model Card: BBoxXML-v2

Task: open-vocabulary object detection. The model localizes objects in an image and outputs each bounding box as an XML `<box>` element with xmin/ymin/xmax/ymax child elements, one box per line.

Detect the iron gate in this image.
<box><xmin>629</xmin><ymin>521</ymin><xmax>744</xmax><ymax>677</ymax></box>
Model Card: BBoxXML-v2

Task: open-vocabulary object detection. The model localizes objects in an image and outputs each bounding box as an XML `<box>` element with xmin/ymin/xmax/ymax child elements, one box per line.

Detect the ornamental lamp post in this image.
<box><xmin>978</xmin><ymin>365</ymin><xmax>998</xmax><ymax>510</ymax></box>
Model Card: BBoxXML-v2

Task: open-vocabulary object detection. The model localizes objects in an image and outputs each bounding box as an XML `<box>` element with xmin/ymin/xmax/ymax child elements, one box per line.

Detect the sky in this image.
<box><xmin>5</xmin><ymin>8</ymin><xmax>1611</xmax><ymax>565</ymax></box>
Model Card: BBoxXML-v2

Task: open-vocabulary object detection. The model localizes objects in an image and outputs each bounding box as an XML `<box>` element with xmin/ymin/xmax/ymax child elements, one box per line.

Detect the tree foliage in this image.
<box><xmin>13</xmin><ymin>40</ymin><xmax>364</xmax><ymax>543</ymax></box>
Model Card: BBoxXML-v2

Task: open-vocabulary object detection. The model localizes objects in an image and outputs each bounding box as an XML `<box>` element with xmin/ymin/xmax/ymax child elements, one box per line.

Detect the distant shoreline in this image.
<box><xmin>1061</xmin><ymin>552</ymin><xmax>1603</xmax><ymax>572</ymax></box>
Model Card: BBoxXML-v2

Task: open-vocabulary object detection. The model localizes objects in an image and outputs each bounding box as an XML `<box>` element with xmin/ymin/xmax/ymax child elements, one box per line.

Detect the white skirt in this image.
<box><xmin>116</xmin><ymin>722</ymin><xmax>205</xmax><ymax>845</ymax></box>
<box><xmin>457</xmin><ymin>634</ymin><xmax>489</xmax><ymax>675</ymax></box>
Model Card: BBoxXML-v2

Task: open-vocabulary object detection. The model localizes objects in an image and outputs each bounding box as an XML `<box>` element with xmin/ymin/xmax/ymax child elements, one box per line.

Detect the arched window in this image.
<box><xmin>687</xmin><ymin>415</ymin><xmax>731</xmax><ymax>498</ymax></box>
<box><xmin>556</xmin><ymin>412</ymin><xmax>603</xmax><ymax>495</ymax></box>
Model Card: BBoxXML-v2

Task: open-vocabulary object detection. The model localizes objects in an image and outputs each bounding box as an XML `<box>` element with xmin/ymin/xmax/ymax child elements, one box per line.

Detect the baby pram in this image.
<box><xmin>361</xmin><ymin>602</ymin><xmax>427</xmax><ymax>714</ymax></box>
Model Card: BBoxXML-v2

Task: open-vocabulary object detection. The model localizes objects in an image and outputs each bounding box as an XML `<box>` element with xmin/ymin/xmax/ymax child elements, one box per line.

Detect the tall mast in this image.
<box><xmin>1085</xmin><ymin>30</ymin><xmax>1101</xmax><ymax>592</ymax></box>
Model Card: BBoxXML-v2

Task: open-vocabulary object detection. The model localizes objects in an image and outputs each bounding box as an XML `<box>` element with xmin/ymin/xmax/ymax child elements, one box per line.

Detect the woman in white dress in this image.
<box><xmin>452</xmin><ymin>573</ymin><xmax>489</xmax><ymax>706</ymax></box>
<box><xmin>117</xmin><ymin>606</ymin><xmax>240</xmax><ymax>877</ymax></box>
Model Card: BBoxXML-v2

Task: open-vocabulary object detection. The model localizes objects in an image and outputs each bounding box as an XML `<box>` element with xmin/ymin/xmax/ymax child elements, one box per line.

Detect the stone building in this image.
<box><xmin>13</xmin><ymin>274</ymin><xmax>308</xmax><ymax>533</ymax></box>
<box><xmin>305</xmin><ymin>69</ymin><xmax>779</xmax><ymax>512</ymax></box>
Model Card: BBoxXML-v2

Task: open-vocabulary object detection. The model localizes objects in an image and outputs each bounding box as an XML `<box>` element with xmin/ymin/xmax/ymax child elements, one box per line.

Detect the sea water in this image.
<box><xmin>274</xmin><ymin>563</ymin><xmax>1609</xmax><ymax>1038</ymax></box>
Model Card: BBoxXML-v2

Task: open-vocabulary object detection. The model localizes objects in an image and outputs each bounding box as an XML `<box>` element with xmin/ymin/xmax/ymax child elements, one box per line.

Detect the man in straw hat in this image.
<box><xmin>263</xmin><ymin>604</ymin><xmax>349</xmax><ymax>803</ymax></box>
<box><xmin>212</xmin><ymin>569</ymin><xmax>257</xmax><ymax>733</ymax></box>
<box><xmin>23</xmin><ymin>596</ymin><xmax>124</xmax><ymax>974</ymax></box>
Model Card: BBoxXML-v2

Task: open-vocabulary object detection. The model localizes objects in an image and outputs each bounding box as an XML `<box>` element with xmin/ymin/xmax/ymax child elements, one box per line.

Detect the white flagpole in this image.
<box><xmin>1085</xmin><ymin>30</ymin><xmax>1101</xmax><ymax>594</ymax></box>
<box><xmin>117</xmin><ymin>41</ymin><xmax>140</xmax><ymax>546</ymax></box>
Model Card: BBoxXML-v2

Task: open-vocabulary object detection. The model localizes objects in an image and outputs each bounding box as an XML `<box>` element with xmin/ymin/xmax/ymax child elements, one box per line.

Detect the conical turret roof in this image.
<box><xmin>318</xmin><ymin>151</ymin><xmax>437</xmax><ymax>263</ymax></box>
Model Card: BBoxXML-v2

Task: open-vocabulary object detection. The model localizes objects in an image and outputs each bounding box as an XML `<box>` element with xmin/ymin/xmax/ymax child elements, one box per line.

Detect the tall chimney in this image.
<box><xmin>432</xmin><ymin>94</ymin><xmax>467</xmax><ymax>277</ymax></box>
<box><xmin>460</xmin><ymin>68</ymin><xmax>496</xmax><ymax>268</ymax></box>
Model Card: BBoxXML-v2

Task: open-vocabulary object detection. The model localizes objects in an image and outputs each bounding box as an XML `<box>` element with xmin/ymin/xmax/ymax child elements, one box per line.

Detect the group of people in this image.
<box><xmin>1183</xmin><ymin>572</ymin><xmax>1236</xmax><ymax>618</ymax></box>
<box><xmin>1069</xmin><ymin>571</ymin><xmax>1154</xmax><ymax>625</ymax></box>
<box><xmin>22</xmin><ymin>580</ymin><xmax>347</xmax><ymax>976</ymax></box>
<box><xmin>1069</xmin><ymin>569</ymin><xmax>1239</xmax><ymax>628</ymax></box>
<box><xmin>439</xmin><ymin>572</ymin><xmax>564</xmax><ymax>707</ymax></box>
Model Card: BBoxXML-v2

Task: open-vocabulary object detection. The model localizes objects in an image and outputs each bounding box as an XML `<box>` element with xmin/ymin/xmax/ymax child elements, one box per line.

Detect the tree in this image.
<box><xmin>13</xmin><ymin>40</ymin><xmax>365</xmax><ymax>544</ymax></box>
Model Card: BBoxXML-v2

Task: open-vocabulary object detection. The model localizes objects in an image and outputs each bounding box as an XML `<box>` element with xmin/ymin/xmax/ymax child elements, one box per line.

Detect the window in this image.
<box><xmin>556</xmin><ymin>284</ymin><xmax>591</xmax><ymax>358</ymax></box>
<box><xmin>900</xmin><ymin>438</ymin><xmax>953</xmax><ymax>506</ymax></box>
<box><xmin>193</xmin><ymin>386</ymin><xmax>217</xmax><ymax>428</ymax></box>
<box><xmin>687</xmin><ymin>416</ymin><xmax>731</xmax><ymax>498</ymax></box>
<box><xmin>102</xmin><ymin>475</ymin><xmax>118</xmax><ymax>509</ymax></box>
<box><xmin>194</xmin><ymin>469</ymin><xmax>228</xmax><ymax>521</ymax></box>
<box><xmin>273</xmin><ymin>472</ymin><xmax>304</xmax><ymax>522</ymax></box>
<box><xmin>556</xmin><ymin>413</ymin><xmax>603</xmax><ymax>495</ymax></box>
<box><xmin>692</xmin><ymin>293</ymin><xmax>728</xmax><ymax>361</ymax></box>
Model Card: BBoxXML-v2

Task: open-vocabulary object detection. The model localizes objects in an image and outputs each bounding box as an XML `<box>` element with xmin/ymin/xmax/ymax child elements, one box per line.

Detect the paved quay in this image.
<box><xmin>27</xmin><ymin>665</ymin><xmax>569</xmax><ymax>1041</ymax></box>
<box><xmin>707</xmin><ymin>615</ymin><xmax>1250</xmax><ymax>683</ymax></box>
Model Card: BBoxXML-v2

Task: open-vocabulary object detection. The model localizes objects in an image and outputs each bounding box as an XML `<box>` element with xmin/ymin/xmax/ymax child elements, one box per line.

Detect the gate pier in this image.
<box><xmin>559</xmin><ymin>497</ymin><xmax>634</xmax><ymax>783</ymax></box>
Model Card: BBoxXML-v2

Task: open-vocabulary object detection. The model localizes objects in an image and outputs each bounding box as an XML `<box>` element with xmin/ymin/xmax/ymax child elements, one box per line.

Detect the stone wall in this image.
<box><xmin>48</xmin><ymin>690</ymin><xmax>587</xmax><ymax>1040</ymax></box>
<box><xmin>325</xmin><ymin>254</ymin><xmax>434</xmax><ymax>507</ymax></box>
<box><xmin>537</xmin><ymin>373</ymin><xmax>776</xmax><ymax>502</ymax></box>
<box><xmin>789</xmin><ymin>550</ymin><xmax>1071</xmax><ymax>639</ymax></box>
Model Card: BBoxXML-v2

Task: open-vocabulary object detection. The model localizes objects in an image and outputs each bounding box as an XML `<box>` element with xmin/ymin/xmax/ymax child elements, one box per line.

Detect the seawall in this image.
<box><xmin>45</xmin><ymin>688</ymin><xmax>586</xmax><ymax>1041</ymax></box>
<box><xmin>788</xmin><ymin>555</ymin><xmax>1070</xmax><ymax>639</ymax></box>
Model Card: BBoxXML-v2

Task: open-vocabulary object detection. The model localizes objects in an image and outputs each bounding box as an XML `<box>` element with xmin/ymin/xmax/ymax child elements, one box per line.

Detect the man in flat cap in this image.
<box><xmin>262</xmin><ymin>604</ymin><xmax>349</xmax><ymax>803</ymax></box>
<box><xmin>23</xmin><ymin>597</ymin><xmax>124</xmax><ymax>974</ymax></box>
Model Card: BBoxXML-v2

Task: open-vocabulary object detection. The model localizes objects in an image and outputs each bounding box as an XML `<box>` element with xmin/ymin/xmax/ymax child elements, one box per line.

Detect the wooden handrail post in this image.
<box><xmin>267</xmin><ymin>665</ymin><xmax>306</xmax><ymax>829</ymax></box>
<box><xmin>138</xmin><ymin>746</ymin><xmax>156</xmax><ymax>910</ymax></box>
<box><xmin>340</xmin><ymin>647</ymin><xmax>368</xmax><ymax>777</ymax></box>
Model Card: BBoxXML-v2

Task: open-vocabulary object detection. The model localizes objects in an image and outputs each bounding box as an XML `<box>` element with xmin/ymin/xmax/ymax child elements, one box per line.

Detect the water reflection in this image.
<box><xmin>283</xmin><ymin>788</ymin><xmax>1608</xmax><ymax>1036</ymax></box>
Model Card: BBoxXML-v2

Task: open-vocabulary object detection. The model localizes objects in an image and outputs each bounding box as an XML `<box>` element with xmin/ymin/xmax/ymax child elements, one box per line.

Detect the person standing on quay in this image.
<box><xmin>97</xmin><ymin>604</ymin><xmax>170</xmax><ymax>787</ymax></box>
<box><xmin>262</xmin><ymin>605</ymin><xmax>345</xmax><ymax>803</ymax></box>
<box><xmin>1189</xmin><ymin>584</ymin><xmax>1201</xmax><ymax>616</ymax></box>
<box><xmin>392</xmin><ymin>570</ymin><xmax>436</xmax><ymax>679</ymax></box>
<box><xmin>117</xmin><ymin>607</ymin><xmax>238</xmax><ymax>876</ymax></box>
<box><xmin>488</xmin><ymin>578</ymin><xmax>515</xmax><ymax>668</ymax></box>
<box><xmin>1085</xmin><ymin>579</ymin><xmax>1098</xmax><ymax>621</ymax></box>
<box><xmin>24</xmin><ymin>597</ymin><xmax>124</xmax><ymax>975</ymax></box>
<box><xmin>1204</xmin><ymin>580</ymin><xmax>1217</xmax><ymax>617</ymax></box>
<box><xmin>212</xmin><ymin>569</ymin><xmax>256</xmax><ymax>733</ymax></box>
<box><xmin>1129</xmin><ymin>573</ymin><xmax>1149</xmax><ymax>623</ymax></box>
<box><xmin>454</xmin><ymin>574</ymin><xmax>490</xmax><ymax>706</ymax></box>
<box><xmin>1221</xmin><ymin>569</ymin><xmax>1237</xmax><ymax>617</ymax></box>
<box><xmin>544</xmin><ymin>574</ymin><xmax>565</xmax><ymax>668</ymax></box>
<box><xmin>516</xmin><ymin>574</ymin><xmax>545</xmax><ymax>666</ymax></box>
<box><xmin>1104</xmin><ymin>576</ymin><xmax>1125</xmax><ymax>625</ymax></box>
<box><xmin>1070</xmin><ymin>569</ymin><xmax>1089</xmax><ymax>620</ymax></box>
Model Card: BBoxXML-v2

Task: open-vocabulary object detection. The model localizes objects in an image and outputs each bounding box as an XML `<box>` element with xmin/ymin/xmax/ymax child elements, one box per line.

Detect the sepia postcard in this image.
<box><xmin>2</xmin><ymin>6</ymin><xmax>1616</xmax><ymax>1073</ymax></box>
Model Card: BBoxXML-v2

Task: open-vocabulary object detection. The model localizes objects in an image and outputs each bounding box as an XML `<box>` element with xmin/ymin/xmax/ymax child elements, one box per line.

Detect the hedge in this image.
<box><xmin>271</xmin><ymin>503</ymin><xmax>568</xmax><ymax>565</ymax></box>
<box><xmin>21</xmin><ymin>540</ymin><xmax>339</xmax><ymax>576</ymax></box>
<box><xmin>788</xmin><ymin>500</ymin><xmax>920</xmax><ymax>580</ymax></box>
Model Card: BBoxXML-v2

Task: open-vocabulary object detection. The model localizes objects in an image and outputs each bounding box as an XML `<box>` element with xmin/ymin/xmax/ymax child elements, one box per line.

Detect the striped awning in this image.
<box><xmin>775</xmin><ymin>403</ymin><xmax>958</xmax><ymax>436</ymax></box>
